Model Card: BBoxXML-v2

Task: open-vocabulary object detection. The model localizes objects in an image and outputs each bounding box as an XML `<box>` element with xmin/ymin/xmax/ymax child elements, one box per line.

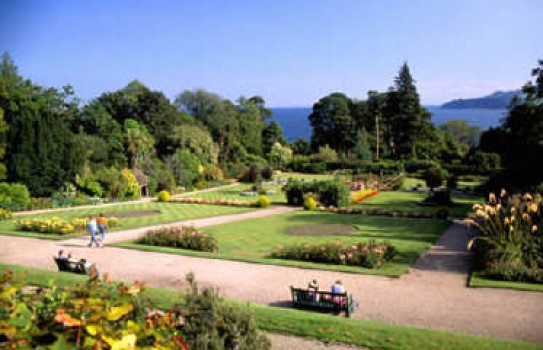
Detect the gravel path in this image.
<box><xmin>1</xmin><ymin>213</ymin><xmax>542</xmax><ymax>345</ymax></box>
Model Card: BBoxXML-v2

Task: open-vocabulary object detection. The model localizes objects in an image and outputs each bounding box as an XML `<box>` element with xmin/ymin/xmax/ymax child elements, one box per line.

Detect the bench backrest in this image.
<box><xmin>290</xmin><ymin>286</ymin><xmax>348</xmax><ymax>301</ymax></box>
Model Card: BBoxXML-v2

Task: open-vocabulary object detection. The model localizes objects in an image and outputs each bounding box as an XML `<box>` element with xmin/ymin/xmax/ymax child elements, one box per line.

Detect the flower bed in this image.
<box><xmin>15</xmin><ymin>216</ymin><xmax>119</xmax><ymax>235</ymax></box>
<box><xmin>170</xmin><ymin>197</ymin><xmax>265</xmax><ymax>208</ymax></box>
<box><xmin>138</xmin><ymin>226</ymin><xmax>218</xmax><ymax>252</ymax></box>
<box><xmin>271</xmin><ymin>240</ymin><xmax>397</xmax><ymax>268</ymax></box>
<box><xmin>351</xmin><ymin>189</ymin><xmax>379</xmax><ymax>203</ymax></box>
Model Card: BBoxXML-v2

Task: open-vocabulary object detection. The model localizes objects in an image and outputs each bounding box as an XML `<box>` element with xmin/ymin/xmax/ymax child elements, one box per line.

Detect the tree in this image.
<box><xmin>0</xmin><ymin>53</ymin><xmax>83</xmax><ymax>195</ymax></box>
<box><xmin>314</xmin><ymin>145</ymin><xmax>338</xmax><ymax>163</ymax></box>
<box><xmin>0</xmin><ymin>107</ymin><xmax>7</xmax><ymax>179</ymax></box>
<box><xmin>423</xmin><ymin>166</ymin><xmax>447</xmax><ymax>191</ymax></box>
<box><xmin>171</xmin><ymin>124</ymin><xmax>219</xmax><ymax>165</ymax></box>
<box><xmin>353</xmin><ymin>128</ymin><xmax>372</xmax><ymax>161</ymax></box>
<box><xmin>248</xmin><ymin>95</ymin><xmax>272</xmax><ymax>122</ymax></box>
<box><xmin>262</xmin><ymin>121</ymin><xmax>286</xmax><ymax>155</ymax></box>
<box><xmin>269</xmin><ymin>142</ymin><xmax>292</xmax><ymax>170</ymax></box>
<box><xmin>382</xmin><ymin>62</ymin><xmax>434</xmax><ymax>159</ymax></box>
<box><xmin>308</xmin><ymin>92</ymin><xmax>356</xmax><ymax>154</ymax></box>
<box><xmin>237</xmin><ymin>97</ymin><xmax>264</xmax><ymax>155</ymax></box>
<box><xmin>123</xmin><ymin>119</ymin><xmax>155</xmax><ymax>169</ymax></box>
<box><xmin>291</xmin><ymin>137</ymin><xmax>311</xmax><ymax>155</ymax></box>
<box><xmin>439</xmin><ymin>120</ymin><xmax>481</xmax><ymax>153</ymax></box>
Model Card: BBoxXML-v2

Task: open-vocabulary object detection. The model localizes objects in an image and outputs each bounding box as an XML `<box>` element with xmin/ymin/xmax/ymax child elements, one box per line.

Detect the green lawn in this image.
<box><xmin>0</xmin><ymin>202</ymin><xmax>255</xmax><ymax>239</ymax></box>
<box><xmin>352</xmin><ymin>191</ymin><xmax>481</xmax><ymax>217</ymax></box>
<box><xmin>469</xmin><ymin>271</ymin><xmax>543</xmax><ymax>293</ymax></box>
<box><xmin>118</xmin><ymin>210</ymin><xmax>449</xmax><ymax>276</ymax></box>
<box><xmin>2</xmin><ymin>264</ymin><xmax>540</xmax><ymax>350</ymax></box>
<box><xmin>185</xmin><ymin>183</ymin><xmax>287</xmax><ymax>204</ymax></box>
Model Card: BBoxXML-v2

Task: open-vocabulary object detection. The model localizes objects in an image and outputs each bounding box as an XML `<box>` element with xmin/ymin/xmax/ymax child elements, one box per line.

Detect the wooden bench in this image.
<box><xmin>290</xmin><ymin>286</ymin><xmax>355</xmax><ymax>317</ymax></box>
<box><xmin>53</xmin><ymin>257</ymin><xmax>89</xmax><ymax>275</ymax></box>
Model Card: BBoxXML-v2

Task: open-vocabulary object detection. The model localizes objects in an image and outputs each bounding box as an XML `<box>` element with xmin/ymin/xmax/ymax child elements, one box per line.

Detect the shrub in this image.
<box><xmin>0</xmin><ymin>270</ymin><xmax>190</xmax><ymax>348</ymax></box>
<box><xmin>0</xmin><ymin>182</ymin><xmax>31</xmax><ymax>210</ymax></box>
<box><xmin>182</xmin><ymin>272</ymin><xmax>271</xmax><ymax>349</ymax></box>
<box><xmin>304</xmin><ymin>196</ymin><xmax>317</xmax><ymax>210</ymax></box>
<box><xmin>195</xmin><ymin>179</ymin><xmax>208</xmax><ymax>190</ymax></box>
<box><xmin>423</xmin><ymin>166</ymin><xmax>448</xmax><ymax>190</ymax></box>
<box><xmin>122</xmin><ymin>168</ymin><xmax>140</xmax><ymax>198</ymax></box>
<box><xmin>241</xmin><ymin>164</ymin><xmax>260</xmax><ymax>183</ymax></box>
<box><xmin>15</xmin><ymin>217</ymin><xmax>75</xmax><ymax>235</ymax></box>
<box><xmin>158</xmin><ymin>190</ymin><xmax>171</xmax><ymax>202</ymax></box>
<box><xmin>257</xmin><ymin>195</ymin><xmax>271</xmax><ymax>208</ymax></box>
<box><xmin>261</xmin><ymin>167</ymin><xmax>273</xmax><ymax>180</ymax></box>
<box><xmin>138</xmin><ymin>226</ymin><xmax>218</xmax><ymax>252</ymax></box>
<box><xmin>204</xmin><ymin>164</ymin><xmax>224</xmax><ymax>181</ymax></box>
<box><xmin>469</xmin><ymin>192</ymin><xmax>543</xmax><ymax>283</ymax></box>
<box><xmin>271</xmin><ymin>240</ymin><xmax>397</xmax><ymax>268</ymax></box>
<box><xmin>0</xmin><ymin>208</ymin><xmax>12</xmax><ymax>220</ymax></box>
<box><xmin>284</xmin><ymin>179</ymin><xmax>349</xmax><ymax>207</ymax></box>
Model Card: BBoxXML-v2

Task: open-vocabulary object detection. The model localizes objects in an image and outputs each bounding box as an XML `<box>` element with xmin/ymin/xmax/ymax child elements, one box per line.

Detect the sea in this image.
<box><xmin>270</xmin><ymin>106</ymin><xmax>509</xmax><ymax>142</ymax></box>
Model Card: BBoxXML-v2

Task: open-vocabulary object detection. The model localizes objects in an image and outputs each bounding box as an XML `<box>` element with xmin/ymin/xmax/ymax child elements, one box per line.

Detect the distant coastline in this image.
<box><xmin>270</xmin><ymin>106</ymin><xmax>507</xmax><ymax>142</ymax></box>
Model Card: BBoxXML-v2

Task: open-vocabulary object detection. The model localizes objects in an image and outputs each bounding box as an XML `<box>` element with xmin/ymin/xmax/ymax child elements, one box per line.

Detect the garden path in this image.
<box><xmin>1</xmin><ymin>216</ymin><xmax>542</xmax><ymax>345</ymax></box>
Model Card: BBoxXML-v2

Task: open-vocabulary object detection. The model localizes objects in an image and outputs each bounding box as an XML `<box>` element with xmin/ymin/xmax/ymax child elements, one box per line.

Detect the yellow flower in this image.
<box><xmin>504</xmin><ymin>217</ymin><xmax>510</xmax><ymax>225</ymax></box>
<box><xmin>511</xmin><ymin>207</ymin><xmax>516</xmax><ymax>215</ymax></box>
<box><xmin>522</xmin><ymin>213</ymin><xmax>530</xmax><ymax>221</ymax></box>
<box><xmin>532</xmin><ymin>225</ymin><xmax>538</xmax><ymax>233</ymax></box>
<box><xmin>472</xmin><ymin>204</ymin><xmax>483</xmax><ymax>211</ymax></box>
<box><xmin>523</xmin><ymin>193</ymin><xmax>533</xmax><ymax>201</ymax></box>
<box><xmin>488</xmin><ymin>193</ymin><xmax>497</xmax><ymax>203</ymax></box>
<box><xmin>500</xmin><ymin>188</ymin><xmax>507</xmax><ymax>198</ymax></box>
<box><xmin>529</xmin><ymin>203</ymin><xmax>538</xmax><ymax>213</ymax></box>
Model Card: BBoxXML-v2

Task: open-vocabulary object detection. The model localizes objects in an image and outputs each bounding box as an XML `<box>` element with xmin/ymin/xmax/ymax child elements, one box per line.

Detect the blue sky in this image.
<box><xmin>1</xmin><ymin>0</ymin><xmax>541</xmax><ymax>106</ymax></box>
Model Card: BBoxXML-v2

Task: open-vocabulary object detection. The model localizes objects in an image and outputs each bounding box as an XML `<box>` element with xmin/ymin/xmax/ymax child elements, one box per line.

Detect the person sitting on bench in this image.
<box><xmin>331</xmin><ymin>280</ymin><xmax>346</xmax><ymax>305</ymax></box>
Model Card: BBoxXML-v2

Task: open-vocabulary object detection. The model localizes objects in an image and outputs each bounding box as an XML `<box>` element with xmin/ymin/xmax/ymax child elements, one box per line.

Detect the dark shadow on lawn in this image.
<box><xmin>410</xmin><ymin>221</ymin><xmax>472</xmax><ymax>274</ymax></box>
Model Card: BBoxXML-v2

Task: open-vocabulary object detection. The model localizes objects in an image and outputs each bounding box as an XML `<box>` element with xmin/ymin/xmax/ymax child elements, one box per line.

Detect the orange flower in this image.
<box><xmin>54</xmin><ymin>308</ymin><xmax>81</xmax><ymax>327</ymax></box>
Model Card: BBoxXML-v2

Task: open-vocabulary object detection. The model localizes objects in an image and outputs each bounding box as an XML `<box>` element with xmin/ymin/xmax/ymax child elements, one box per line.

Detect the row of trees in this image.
<box><xmin>0</xmin><ymin>52</ymin><xmax>288</xmax><ymax>198</ymax></box>
<box><xmin>307</xmin><ymin>63</ymin><xmax>490</xmax><ymax>170</ymax></box>
<box><xmin>1</xmin><ymin>50</ymin><xmax>541</xmax><ymax>199</ymax></box>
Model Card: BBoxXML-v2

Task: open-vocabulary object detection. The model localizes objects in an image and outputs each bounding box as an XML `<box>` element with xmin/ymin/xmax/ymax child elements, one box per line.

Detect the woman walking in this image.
<box><xmin>87</xmin><ymin>216</ymin><xmax>100</xmax><ymax>247</ymax></box>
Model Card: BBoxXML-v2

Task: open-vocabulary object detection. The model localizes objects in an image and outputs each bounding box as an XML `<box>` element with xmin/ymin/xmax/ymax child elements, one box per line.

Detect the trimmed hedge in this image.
<box><xmin>138</xmin><ymin>226</ymin><xmax>218</xmax><ymax>252</ymax></box>
<box><xmin>284</xmin><ymin>179</ymin><xmax>350</xmax><ymax>208</ymax></box>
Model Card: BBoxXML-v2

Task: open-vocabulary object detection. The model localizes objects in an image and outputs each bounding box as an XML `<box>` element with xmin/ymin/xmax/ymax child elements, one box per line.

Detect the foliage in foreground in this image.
<box><xmin>469</xmin><ymin>191</ymin><xmax>543</xmax><ymax>283</ymax></box>
<box><xmin>0</xmin><ymin>269</ymin><xmax>188</xmax><ymax>348</ymax></box>
<box><xmin>0</xmin><ymin>269</ymin><xmax>271</xmax><ymax>349</ymax></box>
<box><xmin>271</xmin><ymin>240</ymin><xmax>397</xmax><ymax>268</ymax></box>
<box><xmin>138</xmin><ymin>226</ymin><xmax>218</xmax><ymax>252</ymax></box>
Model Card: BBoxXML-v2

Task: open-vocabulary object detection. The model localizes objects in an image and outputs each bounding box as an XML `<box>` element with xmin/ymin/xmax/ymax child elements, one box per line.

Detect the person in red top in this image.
<box><xmin>96</xmin><ymin>213</ymin><xmax>107</xmax><ymax>245</ymax></box>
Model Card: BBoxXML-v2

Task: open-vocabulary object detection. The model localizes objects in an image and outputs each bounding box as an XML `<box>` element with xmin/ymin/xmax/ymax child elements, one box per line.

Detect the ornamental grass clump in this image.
<box><xmin>468</xmin><ymin>190</ymin><xmax>543</xmax><ymax>283</ymax></box>
<box><xmin>138</xmin><ymin>226</ymin><xmax>218</xmax><ymax>252</ymax></box>
<box><xmin>271</xmin><ymin>240</ymin><xmax>396</xmax><ymax>268</ymax></box>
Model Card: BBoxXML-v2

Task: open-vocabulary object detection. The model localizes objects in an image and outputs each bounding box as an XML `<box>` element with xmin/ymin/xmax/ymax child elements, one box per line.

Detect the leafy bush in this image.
<box><xmin>241</xmin><ymin>164</ymin><xmax>260</xmax><ymax>183</ymax></box>
<box><xmin>284</xmin><ymin>179</ymin><xmax>350</xmax><ymax>207</ymax></box>
<box><xmin>182</xmin><ymin>272</ymin><xmax>271</xmax><ymax>350</ymax></box>
<box><xmin>469</xmin><ymin>192</ymin><xmax>543</xmax><ymax>283</ymax></box>
<box><xmin>0</xmin><ymin>269</ymin><xmax>189</xmax><ymax>348</ymax></box>
<box><xmin>271</xmin><ymin>240</ymin><xmax>397</xmax><ymax>268</ymax></box>
<box><xmin>122</xmin><ymin>168</ymin><xmax>141</xmax><ymax>198</ymax></box>
<box><xmin>1</xmin><ymin>269</ymin><xmax>269</xmax><ymax>349</ymax></box>
<box><xmin>204</xmin><ymin>164</ymin><xmax>224</xmax><ymax>181</ymax></box>
<box><xmin>0</xmin><ymin>182</ymin><xmax>31</xmax><ymax>210</ymax></box>
<box><xmin>158</xmin><ymin>190</ymin><xmax>171</xmax><ymax>202</ymax></box>
<box><xmin>138</xmin><ymin>226</ymin><xmax>218</xmax><ymax>252</ymax></box>
<box><xmin>257</xmin><ymin>195</ymin><xmax>271</xmax><ymax>208</ymax></box>
<box><xmin>423</xmin><ymin>166</ymin><xmax>448</xmax><ymax>190</ymax></box>
<box><xmin>0</xmin><ymin>208</ymin><xmax>12</xmax><ymax>220</ymax></box>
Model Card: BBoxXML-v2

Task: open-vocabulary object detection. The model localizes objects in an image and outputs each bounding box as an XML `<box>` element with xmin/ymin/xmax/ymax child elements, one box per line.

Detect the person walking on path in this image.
<box><xmin>87</xmin><ymin>216</ymin><xmax>100</xmax><ymax>247</ymax></box>
<box><xmin>96</xmin><ymin>213</ymin><xmax>107</xmax><ymax>245</ymax></box>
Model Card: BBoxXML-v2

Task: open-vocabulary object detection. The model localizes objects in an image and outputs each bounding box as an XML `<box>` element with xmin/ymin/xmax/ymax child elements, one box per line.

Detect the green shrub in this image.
<box><xmin>182</xmin><ymin>272</ymin><xmax>271</xmax><ymax>349</ymax></box>
<box><xmin>138</xmin><ymin>226</ymin><xmax>218</xmax><ymax>252</ymax></box>
<box><xmin>257</xmin><ymin>195</ymin><xmax>271</xmax><ymax>208</ymax></box>
<box><xmin>195</xmin><ymin>179</ymin><xmax>208</xmax><ymax>190</ymax></box>
<box><xmin>0</xmin><ymin>182</ymin><xmax>31</xmax><ymax>210</ymax></box>
<box><xmin>284</xmin><ymin>179</ymin><xmax>349</xmax><ymax>207</ymax></box>
<box><xmin>158</xmin><ymin>190</ymin><xmax>171</xmax><ymax>202</ymax></box>
<box><xmin>271</xmin><ymin>240</ymin><xmax>397</xmax><ymax>268</ymax></box>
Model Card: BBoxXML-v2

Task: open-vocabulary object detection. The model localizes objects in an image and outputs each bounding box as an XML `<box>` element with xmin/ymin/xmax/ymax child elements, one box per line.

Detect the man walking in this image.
<box><xmin>87</xmin><ymin>216</ymin><xmax>100</xmax><ymax>247</ymax></box>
